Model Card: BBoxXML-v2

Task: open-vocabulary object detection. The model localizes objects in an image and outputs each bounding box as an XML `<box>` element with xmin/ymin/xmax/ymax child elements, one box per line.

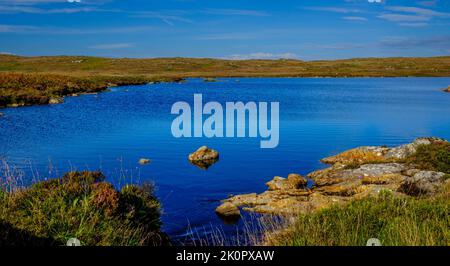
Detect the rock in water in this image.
<box><xmin>138</xmin><ymin>158</ymin><xmax>151</xmax><ymax>165</ymax></box>
<box><xmin>443</xmin><ymin>86</ymin><xmax>450</xmax><ymax>92</ymax></box>
<box><xmin>215</xmin><ymin>202</ymin><xmax>240</xmax><ymax>217</ymax></box>
<box><xmin>49</xmin><ymin>97</ymin><xmax>64</xmax><ymax>104</ymax></box>
<box><xmin>188</xmin><ymin>146</ymin><xmax>219</xmax><ymax>169</ymax></box>
<box><xmin>203</xmin><ymin>77</ymin><xmax>217</xmax><ymax>82</ymax></box>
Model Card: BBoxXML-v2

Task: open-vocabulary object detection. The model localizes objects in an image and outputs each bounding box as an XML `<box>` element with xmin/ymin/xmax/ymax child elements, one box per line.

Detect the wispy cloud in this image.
<box><xmin>342</xmin><ymin>16</ymin><xmax>368</xmax><ymax>21</ymax></box>
<box><xmin>303</xmin><ymin>6</ymin><xmax>363</xmax><ymax>14</ymax></box>
<box><xmin>417</xmin><ymin>0</ymin><xmax>438</xmax><ymax>7</ymax></box>
<box><xmin>0</xmin><ymin>24</ymin><xmax>158</xmax><ymax>34</ymax></box>
<box><xmin>378</xmin><ymin>13</ymin><xmax>431</xmax><ymax>22</ymax></box>
<box><xmin>380</xmin><ymin>35</ymin><xmax>450</xmax><ymax>52</ymax></box>
<box><xmin>386</xmin><ymin>6</ymin><xmax>450</xmax><ymax>17</ymax></box>
<box><xmin>378</xmin><ymin>5</ymin><xmax>450</xmax><ymax>25</ymax></box>
<box><xmin>89</xmin><ymin>43</ymin><xmax>134</xmax><ymax>49</ymax></box>
<box><xmin>202</xmin><ymin>8</ymin><xmax>269</xmax><ymax>17</ymax></box>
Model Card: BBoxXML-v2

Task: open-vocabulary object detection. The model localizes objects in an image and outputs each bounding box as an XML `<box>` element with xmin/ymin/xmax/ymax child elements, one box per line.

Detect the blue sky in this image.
<box><xmin>0</xmin><ymin>0</ymin><xmax>449</xmax><ymax>60</ymax></box>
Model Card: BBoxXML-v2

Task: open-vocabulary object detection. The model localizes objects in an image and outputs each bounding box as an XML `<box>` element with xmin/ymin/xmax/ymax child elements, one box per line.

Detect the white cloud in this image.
<box><xmin>303</xmin><ymin>6</ymin><xmax>362</xmax><ymax>13</ymax></box>
<box><xmin>342</xmin><ymin>16</ymin><xmax>368</xmax><ymax>21</ymax></box>
<box><xmin>378</xmin><ymin>6</ymin><xmax>450</xmax><ymax>23</ymax></box>
<box><xmin>202</xmin><ymin>8</ymin><xmax>269</xmax><ymax>17</ymax></box>
<box><xmin>378</xmin><ymin>13</ymin><xmax>430</xmax><ymax>22</ymax></box>
<box><xmin>0</xmin><ymin>24</ymin><xmax>158</xmax><ymax>34</ymax></box>
<box><xmin>89</xmin><ymin>43</ymin><xmax>134</xmax><ymax>49</ymax></box>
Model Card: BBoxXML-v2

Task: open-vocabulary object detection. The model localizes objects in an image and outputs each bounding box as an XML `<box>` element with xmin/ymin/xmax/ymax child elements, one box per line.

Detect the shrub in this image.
<box><xmin>0</xmin><ymin>171</ymin><xmax>168</xmax><ymax>246</ymax></box>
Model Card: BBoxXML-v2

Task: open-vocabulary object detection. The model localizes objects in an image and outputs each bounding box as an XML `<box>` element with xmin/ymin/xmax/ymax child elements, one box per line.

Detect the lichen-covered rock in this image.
<box><xmin>218</xmin><ymin>137</ymin><xmax>449</xmax><ymax>218</ymax></box>
<box><xmin>351</xmin><ymin>163</ymin><xmax>406</xmax><ymax>177</ymax></box>
<box><xmin>188</xmin><ymin>146</ymin><xmax>219</xmax><ymax>169</ymax></box>
<box><xmin>398</xmin><ymin>170</ymin><xmax>446</xmax><ymax>196</ymax></box>
<box><xmin>321</xmin><ymin>146</ymin><xmax>390</xmax><ymax>165</ymax></box>
<box><xmin>361</xmin><ymin>174</ymin><xmax>405</xmax><ymax>185</ymax></box>
<box><xmin>215</xmin><ymin>202</ymin><xmax>240</xmax><ymax>217</ymax></box>
<box><xmin>266</xmin><ymin>174</ymin><xmax>307</xmax><ymax>191</ymax></box>
<box><xmin>385</xmin><ymin>137</ymin><xmax>447</xmax><ymax>159</ymax></box>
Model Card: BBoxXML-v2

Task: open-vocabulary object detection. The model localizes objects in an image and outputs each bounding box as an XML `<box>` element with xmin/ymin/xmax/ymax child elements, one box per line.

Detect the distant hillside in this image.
<box><xmin>1</xmin><ymin>55</ymin><xmax>450</xmax><ymax>77</ymax></box>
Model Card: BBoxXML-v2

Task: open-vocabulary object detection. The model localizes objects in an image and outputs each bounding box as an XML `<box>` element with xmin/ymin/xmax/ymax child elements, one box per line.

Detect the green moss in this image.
<box><xmin>0</xmin><ymin>171</ymin><xmax>168</xmax><ymax>246</ymax></box>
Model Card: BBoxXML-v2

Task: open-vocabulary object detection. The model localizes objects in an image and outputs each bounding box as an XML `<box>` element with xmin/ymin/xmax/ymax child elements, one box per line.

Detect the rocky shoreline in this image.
<box><xmin>216</xmin><ymin>137</ymin><xmax>450</xmax><ymax>218</ymax></box>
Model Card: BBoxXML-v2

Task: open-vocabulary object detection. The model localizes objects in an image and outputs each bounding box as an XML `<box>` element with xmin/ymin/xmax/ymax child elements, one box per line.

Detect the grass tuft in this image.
<box><xmin>0</xmin><ymin>170</ymin><xmax>168</xmax><ymax>246</ymax></box>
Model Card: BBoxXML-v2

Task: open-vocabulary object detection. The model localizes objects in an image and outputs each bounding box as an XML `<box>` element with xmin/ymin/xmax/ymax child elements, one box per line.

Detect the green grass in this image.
<box><xmin>406</xmin><ymin>141</ymin><xmax>450</xmax><ymax>174</ymax></box>
<box><xmin>0</xmin><ymin>171</ymin><xmax>168</xmax><ymax>246</ymax></box>
<box><xmin>266</xmin><ymin>188</ymin><xmax>450</xmax><ymax>246</ymax></box>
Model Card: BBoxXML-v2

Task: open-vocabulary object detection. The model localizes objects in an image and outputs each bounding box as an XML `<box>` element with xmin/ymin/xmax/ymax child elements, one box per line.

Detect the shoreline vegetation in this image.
<box><xmin>0</xmin><ymin>170</ymin><xmax>169</xmax><ymax>246</ymax></box>
<box><xmin>1</xmin><ymin>55</ymin><xmax>449</xmax><ymax>108</ymax></box>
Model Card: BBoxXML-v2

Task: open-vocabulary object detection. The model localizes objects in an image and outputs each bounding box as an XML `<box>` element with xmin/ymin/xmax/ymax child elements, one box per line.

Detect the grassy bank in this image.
<box><xmin>0</xmin><ymin>72</ymin><xmax>180</xmax><ymax>107</ymax></box>
<box><xmin>0</xmin><ymin>171</ymin><xmax>168</xmax><ymax>246</ymax></box>
<box><xmin>265</xmin><ymin>186</ymin><xmax>449</xmax><ymax>246</ymax></box>
<box><xmin>1</xmin><ymin>55</ymin><xmax>450</xmax><ymax>78</ymax></box>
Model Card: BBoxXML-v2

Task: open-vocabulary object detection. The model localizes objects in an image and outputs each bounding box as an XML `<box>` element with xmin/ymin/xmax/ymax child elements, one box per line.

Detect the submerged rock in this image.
<box><xmin>188</xmin><ymin>146</ymin><xmax>219</xmax><ymax>169</ymax></box>
<box><xmin>203</xmin><ymin>77</ymin><xmax>217</xmax><ymax>82</ymax></box>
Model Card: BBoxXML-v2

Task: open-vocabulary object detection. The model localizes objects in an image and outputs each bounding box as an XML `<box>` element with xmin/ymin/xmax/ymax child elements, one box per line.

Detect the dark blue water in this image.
<box><xmin>1</xmin><ymin>78</ymin><xmax>450</xmax><ymax>243</ymax></box>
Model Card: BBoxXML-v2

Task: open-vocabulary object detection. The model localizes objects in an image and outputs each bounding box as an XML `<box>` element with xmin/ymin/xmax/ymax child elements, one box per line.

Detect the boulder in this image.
<box><xmin>266</xmin><ymin>174</ymin><xmax>307</xmax><ymax>191</ymax></box>
<box><xmin>188</xmin><ymin>146</ymin><xmax>219</xmax><ymax>169</ymax></box>
<box><xmin>49</xmin><ymin>97</ymin><xmax>64</xmax><ymax>104</ymax></box>
<box><xmin>443</xmin><ymin>86</ymin><xmax>450</xmax><ymax>92</ymax></box>
<box><xmin>215</xmin><ymin>202</ymin><xmax>240</xmax><ymax>217</ymax></box>
<box><xmin>398</xmin><ymin>170</ymin><xmax>446</xmax><ymax>196</ymax></box>
<box><xmin>138</xmin><ymin>158</ymin><xmax>151</xmax><ymax>165</ymax></box>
